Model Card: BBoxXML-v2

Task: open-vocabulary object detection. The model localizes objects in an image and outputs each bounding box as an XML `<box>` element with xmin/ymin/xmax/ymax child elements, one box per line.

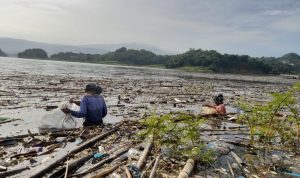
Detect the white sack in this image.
<box><xmin>39</xmin><ymin>102</ymin><xmax>80</xmax><ymax>130</ymax></box>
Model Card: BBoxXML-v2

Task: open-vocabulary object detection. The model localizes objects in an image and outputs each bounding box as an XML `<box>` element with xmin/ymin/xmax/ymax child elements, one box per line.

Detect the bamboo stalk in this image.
<box><xmin>64</xmin><ymin>161</ymin><xmax>69</xmax><ymax>178</ymax></box>
<box><xmin>137</xmin><ymin>141</ymin><xmax>153</xmax><ymax>170</ymax></box>
<box><xmin>226</xmin><ymin>158</ymin><xmax>234</xmax><ymax>177</ymax></box>
<box><xmin>149</xmin><ymin>154</ymin><xmax>161</xmax><ymax>178</ymax></box>
<box><xmin>177</xmin><ymin>159</ymin><xmax>195</xmax><ymax>178</ymax></box>
<box><xmin>124</xmin><ymin>166</ymin><xmax>132</xmax><ymax>178</ymax></box>
<box><xmin>230</xmin><ymin>151</ymin><xmax>243</xmax><ymax>168</ymax></box>
<box><xmin>91</xmin><ymin>162</ymin><xmax>125</xmax><ymax>178</ymax></box>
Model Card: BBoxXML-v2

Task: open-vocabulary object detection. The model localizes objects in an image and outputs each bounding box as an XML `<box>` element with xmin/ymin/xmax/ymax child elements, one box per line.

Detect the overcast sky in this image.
<box><xmin>0</xmin><ymin>0</ymin><xmax>299</xmax><ymax>56</ymax></box>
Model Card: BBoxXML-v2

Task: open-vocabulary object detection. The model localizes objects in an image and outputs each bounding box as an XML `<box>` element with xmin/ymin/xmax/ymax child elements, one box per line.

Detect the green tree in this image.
<box><xmin>18</xmin><ymin>48</ymin><xmax>48</xmax><ymax>59</ymax></box>
<box><xmin>238</xmin><ymin>82</ymin><xmax>300</xmax><ymax>149</ymax></box>
<box><xmin>139</xmin><ymin>113</ymin><xmax>214</xmax><ymax>164</ymax></box>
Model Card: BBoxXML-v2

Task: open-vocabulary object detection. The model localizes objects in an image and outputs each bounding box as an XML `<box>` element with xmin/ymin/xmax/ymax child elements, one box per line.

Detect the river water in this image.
<box><xmin>0</xmin><ymin>57</ymin><xmax>296</xmax><ymax>137</ymax></box>
<box><xmin>0</xmin><ymin>57</ymin><xmax>295</xmax><ymax>84</ymax></box>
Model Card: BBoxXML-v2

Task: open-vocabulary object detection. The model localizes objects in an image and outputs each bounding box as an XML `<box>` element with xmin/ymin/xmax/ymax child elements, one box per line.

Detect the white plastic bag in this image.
<box><xmin>39</xmin><ymin>102</ymin><xmax>80</xmax><ymax>130</ymax></box>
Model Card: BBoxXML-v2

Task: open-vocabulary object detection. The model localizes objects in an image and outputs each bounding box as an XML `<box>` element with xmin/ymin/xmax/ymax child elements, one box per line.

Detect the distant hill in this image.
<box><xmin>0</xmin><ymin>38</ymin><xmax>168</xmax><ymax>56</ymax></box>
<box><xmin>0</xmin><ymin>49</ymin><xmax>7</xmax><ymax>57</ymax></box>
<box><xmin>79</xmin><ymin>43</ymin><xmax>168</xmax><ymax>55</ymax></box>
<box><xmin>279</xmin><ymin>53</ymin><xmax>300</xmax><ymax>66</ymax></box>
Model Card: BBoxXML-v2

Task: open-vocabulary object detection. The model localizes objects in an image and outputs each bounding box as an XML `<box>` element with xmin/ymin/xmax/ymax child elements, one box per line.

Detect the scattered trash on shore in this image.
<box><xmin>0</xmin><ymin>68</ymin><xmax>299</xmax><ymax>177</ymax></box>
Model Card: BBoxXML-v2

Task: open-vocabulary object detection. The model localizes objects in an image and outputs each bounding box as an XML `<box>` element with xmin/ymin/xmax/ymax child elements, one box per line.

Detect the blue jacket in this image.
<box><xmin>71</xmin><ymin>95</ymin><xmax>107</xmax><ymax>123</ymax></box>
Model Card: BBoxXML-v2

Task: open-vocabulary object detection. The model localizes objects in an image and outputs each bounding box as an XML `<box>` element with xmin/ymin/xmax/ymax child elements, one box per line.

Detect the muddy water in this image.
<box><xmin>0</xmin><ymin>57</ymin><xmax>299</xmax><ymax>177</ymax></box>
<box><xmin>0</xmin><ymin>57</ymin><xmax>297</xmax><ymax>138</ymax></box>
<box><xmin>0</xmin><ymin>57</ymin><xmax>296</xmax><ymax>83</ymax></box>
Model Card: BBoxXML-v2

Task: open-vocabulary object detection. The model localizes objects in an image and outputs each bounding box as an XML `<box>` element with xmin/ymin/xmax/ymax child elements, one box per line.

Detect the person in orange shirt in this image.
<box><xmin>204</xmin><ymin>93</ymin><xmax>226</xmax><ymax>115</ymax></box>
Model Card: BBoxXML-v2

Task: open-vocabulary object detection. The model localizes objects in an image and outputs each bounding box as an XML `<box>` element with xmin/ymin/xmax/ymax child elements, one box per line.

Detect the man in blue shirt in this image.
<box><xmin>62</xmin><ymin>84</ymin><xmax>107</xmax><ymax>127</ymax></box>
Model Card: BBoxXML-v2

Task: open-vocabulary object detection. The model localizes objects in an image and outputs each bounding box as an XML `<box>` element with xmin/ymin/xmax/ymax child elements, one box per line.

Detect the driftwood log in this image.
<box><xmin>49</xmin><ymin>154</ymin><xmax>93</xmax><ymax>178</ymax></box>
<box><xmin>0</xmin><ymin>166</ymin><xmax>29</xmax><ymax>177</ymax></box>
<box><xmin>91</xmin><ymin>162</ymin><xmax>125</xmax><ymax>178</ymax></box>
<box><xmin>73</xmin><ymin>147</ymin><xmax>129</xmax><ymax>176</ymax></box>
<box><xmin>29</xmin><ymin>127</ymin><xmax>118</xmax><ymax>178</ymax></box>
<box><xmin>137</xmin><ymin>141</ymin><xmax>153</xmax><ymax>170</ymax></box>
<box><xmin>177</xmin><ymin>159</ymin><xmax>195</xmax><ymax>178</ymax></box>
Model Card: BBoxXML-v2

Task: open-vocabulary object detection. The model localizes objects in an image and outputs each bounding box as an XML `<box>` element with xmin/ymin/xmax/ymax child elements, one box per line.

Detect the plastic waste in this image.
<box><xmin>284</xmin><ymin>172</ymin><xmax>300</xmax><ymax>177</ymax></box>
<box><xmin>201</xmin><ymin>106</ymin><xmax>217</xmax><ymax>115</ymax></box>
<box><xmin>128</xmin><ymin>164</ymin><xmax>141</xmax><ymax>178</ymax></box>
<box><xmin>55</xmin><ymin>137</ymin><xmax>65</xmax><ymax>143</ymax></box>
<box><xmin>236</xmin><ymin>107</ymin><xmax>244</xmax><ymax>114</ymax></box>
<box><xmin>75</xmin><ymin>138</ymin><xmax>83</xmax><ymax>145</ymax></box>
<box><xmin>98</xmin><ymin>146</ymin><xmax>105</xmax><ymax>153</ymax></box>
<box><xmin>207</xmin><ymin>143</ymin><xmax>216</xmax><ymax>149</ymax></box>
<box><xmin>39</xmin><ymin>102</ymin><xmax>80</xmax><ymax>130</ymax></box>
<box><xmin>128</xmin><ymin>148</ymin><xmax>140</xmax><ymax>157</ymax></box>
<box><xmin>29</xmin><ymin>147</ymin><xmax>43</xmax><ymax>153</ymax></box>
<box><xmin>271</xmin><ymin>153</ymin><xmax>281</xmax><ymax>163</ymax></box>
<box><xmin>93</xmin><ymin>153</ymin><xmax>106</xmax><ymax>159</ymax></box>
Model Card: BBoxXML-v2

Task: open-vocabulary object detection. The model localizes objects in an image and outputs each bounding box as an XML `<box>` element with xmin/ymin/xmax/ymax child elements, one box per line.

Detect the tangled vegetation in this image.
<box><xmin>238</xmin><ymin>82</ymin><xmax>300</xmax><ymax>150</ymax></box>
<box><xmin>138</xmin><ymin>113</ymin><xmax>215</xmax><ymax>165</ymax></box>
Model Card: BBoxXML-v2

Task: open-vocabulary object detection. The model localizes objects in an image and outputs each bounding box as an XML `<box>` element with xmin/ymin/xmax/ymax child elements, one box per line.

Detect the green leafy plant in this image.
<box><xmin>238</xmin><ymin>82</ymin><xmax>300</xmax><ymax>149</ymax></box>
<box><xmin>138</xmin><ymin>112</ymin><xmax>215</xmax><ymax>164</ymax></box>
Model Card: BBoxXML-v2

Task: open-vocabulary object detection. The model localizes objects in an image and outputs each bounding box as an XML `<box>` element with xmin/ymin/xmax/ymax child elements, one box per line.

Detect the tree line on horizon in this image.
<box><xmin>1</xmin><ymin>47</ymin><xmax>300</xmax><ymax>75</ymax></box>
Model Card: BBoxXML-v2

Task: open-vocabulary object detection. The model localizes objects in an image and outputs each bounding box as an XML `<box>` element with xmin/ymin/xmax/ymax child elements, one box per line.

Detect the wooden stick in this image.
<box><xmin>226</xmin><ymin>157</ymin><xmax>234</xmax><ymax>177</ymax></box>
<box><xmin>230</xmin><ymin>151</ymin><xmax>243</xmax><ymax>168</ymax></box>
<box><xmin>39</xmin><ymin>144</ymin><xmax>62</xmax><ymax>156</ymax></box>
<box><xmin>177</xmin><ymin>159</ymin><xmax>195</xmax><ymax>178</ymax></box>
<box><xmin>137</xmin><ymin>141</ymin><xmax>153</xmax><ymax>170</ymax></box>
<box><xmin>28</xmin><ymin>129</ymin><xmax>35</xmax><ymax>139</ymax></box>
<box><xmin>124</xmin><ymin>166</ymin><xmax>132</xmax><ymax>178</ymax></box>
<box><xmin>0</xmin><ymin>166</ymin><xmax>29</xmax><ymax>177</ymax></box>
<box><xmin>73</xmin><ymin>147</ymin><xmax>129</xmax><ymax>176</ymax></box>
<box><xmin>0</xmin><ymin>118</ymin><xmax>21</xmax><ymax>124</ymax></box>
<box><xmin>149</xmin><ymin>154</ymin><xmax>161</xmax><ymax>178</ymax></box>
<box><xmin>29</xmin><ymin>127</ymin><xmax>118</xmax><ymax>178</ymax></box>
<box><xmin>64</xmin><ymin>161</ymin><xmax>69</xmax><ymax>178</ymax></box>
<box><xmin>91</xmin><ymin>162</ymin><xmax>125</xmax><ymax>178</ymax></box>
<box><xmin>10</xmin><ymin>151</ymin><xmax>37</xmax><ymax>159</ymax></box>
<box><xmin>49</xmin><ymin>153</ymin><xmax>93</xmax><ymax>178</ymax></box>
<box><xmin>140</xmin><ymin>157</ymin><xmax>156</xmax><ymax>178</ymax></box>
<box><xmin>113</xmin><ymin>173</ymin><xmax>122</xmax><ymax>178</ymax></box>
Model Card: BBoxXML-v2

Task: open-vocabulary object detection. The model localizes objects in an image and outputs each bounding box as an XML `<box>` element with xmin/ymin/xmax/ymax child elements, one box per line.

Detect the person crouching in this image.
<box><xmin>61</xmin><ymin>83</ymin><xmax>107</xmax><ymax>127</ymax></box>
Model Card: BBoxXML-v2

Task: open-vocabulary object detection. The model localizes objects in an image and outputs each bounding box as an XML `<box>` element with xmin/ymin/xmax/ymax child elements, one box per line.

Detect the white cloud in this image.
<box><xmin>0</xmin><ymin>0</ymin><xmax>299</xmax><ymax>56</ymax></box>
